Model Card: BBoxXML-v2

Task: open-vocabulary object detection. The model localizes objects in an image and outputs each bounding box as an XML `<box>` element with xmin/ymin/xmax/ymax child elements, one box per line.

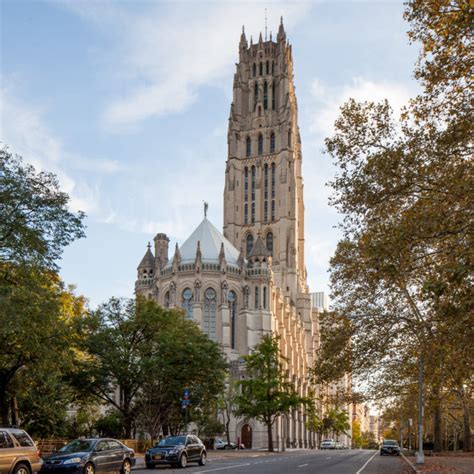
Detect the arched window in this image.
<box><xmin>255</xmin><ymin>286</ymin><xmax>259</xmax><ymax>309</ymax></box>
<box><xmin>182</xmin><ymin>288</ymin><xmax>193</xmax><ymax>319</ymax></box>
<box><xmin>244</xmin><ymin>166</ymin><xmax>249</xmax><ymax>224</ymax></box>
<box><xmin>252</xmin><ymin>63</ymin><xmax>256</xmax><ymax>77</ymax></box>
<box><xmin>271</xmin><ymin>163</ymin><xmax>276</xmax><ymax>198</ymax></box>
<box><xmin>259</xmin><ymin>62</ymin><xmax>263</xmax><ymax>76</ymax></box>
<box><xmin>270</xmin><ymin>132</ymin><xmax>275</xmax><ymax>153</ymax></box>
<box><xmin>263</xmin><ymin>286</ymin><xmax>267</xmax><ymax>309</ymax></box>
<box><xmin>272</xmin><ymin>80</ymin><xmax>276</xmax><ymax>110</ymax></box>
<box><xmin>251</xmin><ymin>202</ymin><xmax>255</xmax><ymax>223</ymax></box>
<box><xmin>263</xmin><ymin>82</ymin><xmax>268</xmax><ymax>110</ymax></box>
<box><xmin>246</xmin><ymin>137</ymin><xmax>251</xmax><ymax>157</ymax></box>
<box><xmin>266</xmin><ymin>60</ymin><xmax>269</xmax><ymax>75</ymax></box>
<box><xmin>228</xmin><ymin>290</ymin><xmax>237</xmax><ymax>349</ymax></box>
<box><xmin>203</xmin><ymin>288</ymin><xmax>217</xmax><ymax>340</ymax></box>
<box><xmin>271</xmin><ymin>200</ymin><xmax>275</xmax><ymax>221</ymax></box>
<box><xmin>254</xmin><ymin>83</ymin><xmax>258</xmax><ymax>109</ymax></box>
<box><xmin>244</xmin><ymin>203</ymin><xmax>248</xmax><ymax>224</ymax></box>
<box><xmin>258</xmin><ymin>134</ymin><xmax>263</xmax><ymax>155</ymax></box>
<box><xmin>246</xmin><ymin>234</ymin><xmax>254</xmax><ymax>257</ymax></box>
<box><xmin>266</xmin><ymin>232</ymin><xmax>273</xmax><ymax>255</ymax></box>
<box><xmin>251</xmin><ymin>165</ymin><xmax>256</xmax><ymax>224</ymax></box>
<box><xmin>164</xmin><ymin>291</ymin><xmax>170</xmax><ymax>308</ymax></box>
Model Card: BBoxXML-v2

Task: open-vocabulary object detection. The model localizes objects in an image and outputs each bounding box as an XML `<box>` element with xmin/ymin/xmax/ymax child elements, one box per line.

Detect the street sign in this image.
<box><xmin>183</xmin><ymin>389</ymin><xmax>190</xmax><ymax>400</ymax></box>
<box><xmin>181</xmin><ymin>399</ymin><xmax>190</xmax><ymax>407</ymax></box>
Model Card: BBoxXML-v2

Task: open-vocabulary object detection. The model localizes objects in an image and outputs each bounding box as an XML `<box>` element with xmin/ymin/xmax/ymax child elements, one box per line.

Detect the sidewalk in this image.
<box><xmin>403</xmin><ymin>453</ymin><xmax>474</xmax><ymax>474</ymax></box>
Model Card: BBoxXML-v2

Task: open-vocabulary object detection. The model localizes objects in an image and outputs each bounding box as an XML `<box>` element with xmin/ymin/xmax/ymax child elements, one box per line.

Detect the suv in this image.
<box><xmin>380</xmin><ymin>439</ymin><xmax>401</xmax><ymax>456</ymax></box>
<box><xmin>0</xmin><ymin>427</ymin><xmax>42</xmax><ymax>474</ymax></box>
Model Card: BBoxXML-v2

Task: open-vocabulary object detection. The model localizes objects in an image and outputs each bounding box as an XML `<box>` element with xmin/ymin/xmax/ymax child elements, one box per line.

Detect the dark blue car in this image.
<box><xmin>41</xmin><ymin>438</ymin><xmax>135</xmax><ymax>474</ymax></box>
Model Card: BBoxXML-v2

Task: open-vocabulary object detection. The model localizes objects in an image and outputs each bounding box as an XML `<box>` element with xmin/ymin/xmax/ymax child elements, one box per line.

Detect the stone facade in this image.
<box><xmin>135</xmin><ymin>20</ymin><xmax>324</xmax><ymax>450</ymax></box>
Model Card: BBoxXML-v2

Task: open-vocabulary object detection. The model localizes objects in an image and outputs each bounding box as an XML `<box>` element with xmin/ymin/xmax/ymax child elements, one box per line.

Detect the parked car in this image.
<box><xmin>380</xmin><ymin>439</ymin><xmax>401</xmax><ymax>456</ymax></box>
<box><xmin>320</xmin><ymin>439</ymin><xmax>336</xmax><ymax>450</ymax></box>
<box><xmin>41</xmin><ymin>438</ymin><xmax>135</xmax><ymax>474</ymax></box>
<box><xmin>0</xmin><ymin>427</ymin><xmax>42</xmax><ymax>474</ymax></box>
<box><xmin>214</xmin><ymin>438</ymin><xmax>237</xmax><ymax>450</ymax></box>
<box><xmin>145</xmin><ymin>435</ymin><xmax>206</xmax><ymax>469</ymax></box>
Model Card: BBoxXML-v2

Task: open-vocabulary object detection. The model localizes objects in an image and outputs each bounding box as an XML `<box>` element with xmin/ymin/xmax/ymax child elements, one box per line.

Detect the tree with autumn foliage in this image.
<box><xmin>320</xmin><ymin>0</ymin><xmax>473</xmax><ymax>452</ymax></box>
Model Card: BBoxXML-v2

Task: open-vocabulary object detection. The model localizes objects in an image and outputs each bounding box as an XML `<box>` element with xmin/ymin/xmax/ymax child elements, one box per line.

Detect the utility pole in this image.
<box><xmin>416</xmin><ymin>358</ymin><xmax>425</xmax><ymax>464</ymax></box>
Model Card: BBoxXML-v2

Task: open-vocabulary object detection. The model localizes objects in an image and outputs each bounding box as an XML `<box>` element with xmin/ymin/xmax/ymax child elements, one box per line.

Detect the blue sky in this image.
<box><xmin>1</xmin><ymin>0</ymin><xmax>419</xmax><ymax>309</ymax></box>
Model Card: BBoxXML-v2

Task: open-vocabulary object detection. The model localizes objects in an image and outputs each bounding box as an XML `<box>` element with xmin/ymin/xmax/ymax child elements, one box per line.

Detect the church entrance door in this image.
<box><xmin>241</xmin><ymin>424</ymin><xmax>252</xmax><ymax>449</ymax></box>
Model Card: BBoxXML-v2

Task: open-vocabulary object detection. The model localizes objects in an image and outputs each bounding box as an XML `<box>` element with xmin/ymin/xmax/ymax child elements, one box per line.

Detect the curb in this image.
<box><xmin>401</xmin><ymin>452</ymin><xmax>420</xmax><ymax>474</ymax></box>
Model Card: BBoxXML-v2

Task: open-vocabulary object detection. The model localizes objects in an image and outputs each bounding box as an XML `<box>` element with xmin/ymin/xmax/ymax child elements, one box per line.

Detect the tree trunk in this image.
<box><xmin>267</xmin><ymin>420</ymin><xmax>274</xmax><ymax>452</ymax></box>
<box><xmin>433</xmin><ymin>403</ymin><xmax>443</xmax><ymax>452</ymax></box>
<box><xmin>10</xmin><ymin>397</ymin><xmax>19</xmax><ymax>426</ymax></box>
<box><xmin>462</xmin><ymin>389</ymin><xmax>472</xmax><ymax>452</ymax></box>
<box><xmin>0</xmin><ymin>382</ymin><xmax>9</xmax><ymax>425</ymax></box>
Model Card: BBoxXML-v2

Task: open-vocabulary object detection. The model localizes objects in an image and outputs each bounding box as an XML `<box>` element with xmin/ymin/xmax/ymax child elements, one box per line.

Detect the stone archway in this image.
<box><xmin>241</xmin><ymin>423</ymin><xmax>252</xmax><ymax>449</ymax></box>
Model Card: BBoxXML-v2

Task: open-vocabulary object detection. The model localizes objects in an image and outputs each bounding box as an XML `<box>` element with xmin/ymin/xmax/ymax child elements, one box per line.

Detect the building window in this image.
<box><xmin>251</xmin><ymin>202</ymin><xmax>255</xmax><ymax>223</ymax></box>
<box><xmin>272</xmin><ymin>80</ymin><xmax>276</xmax><ymax>110</ymax></box>
<box><xmin>164</xmin><ymin>291</ymin><xmax>170</xmax><ymax>308</ymax></box>
<box><xmin>259</xmin><ymin>62</ymin><xmax>263</xmax><ymax>76</ymax></box>
<box><xmin>252</xmin><ymin>63</ymin><xmax>256</xmax><ymax>77</ymax></box>
<box><xmin>244</xmin><ymin>203</ymin><xmax>248</xmax><ymax>224</ymax></box>
<box><xmin>251</xmin><ymin>165</ymin><xmax>256</xmax><ymax>223</ymax></box>
<box><xmin>254</xmin><ymin>83</ymin><xmax>258</xmax><ymax>109</ymax></box>
<box><xmin>270</xmin><ymin>132</ymin><xmax>275</xmax><ymax>153</ymax></box>
<box><xmin>272</xmin><ymin>61</ymin><xmax>275</xmax><ymax>74</ymax></box>
<box><xmin>266</xmin><ymin>232</ymin><xmax>273</xmax><ymax>255</ymax></box>
<box><xmin>228</xmin><ymin>290</ymin><xmax>237</xmax><ymax>349</ymax></box>
<box><xmin>263</xmin><ymin>286</ymin><xmax>267</xmax><ymax>309</ymax></box>
<box><xmin>271</xmin><ymin>200</ymin><xmax>275</xmax><ymax>221</ymax></box>
<box><xmin>203</xmin><ymin>288</ymin><xmax>217</xmax><ymax>340</ymax></box>
<box><xmin>246</xmin><ymin>137</ymin><xmax>251</xmax><ymax>157</ymax></box>
<box><xmin>182</xmin><ymin>288</ymin><xmax>193</xmax><ymax>319</ymax></box>
<box><xmin>263</xmin><ymin>82</ymin><xmax>268</xmax><ymax>110</ymax></box>
<box><xmin>255</xmin><ymin>286</ymin><xmax>259</xmax><ymax>309</ymax></box>
<box><xmin>271</xmin><ymin>163</ymin><xmax>276</xmax><ymax>199</ymax></box>
<box><xmin>264</xmin><ymin>164</ymin><xmax>268</xmax><ymax>222</ymax></box>
<box><xmin>244</xmin><ymin>167</ymin><xmax>249</xmax><ymax>224</ymax></box>
<box><xmin>258</xmin><ymin>134</ymin><xmax>263</xmax><ymax>155</ymax></box>
<box><xmin>246</xmin><ymin>234</ymin><xmax>254</xmax><ymax>257</ymax></box>
<box><xmin>266</xmin><ymin>60</ymin><xmax>269</xmax><ymax>75</ymax></box>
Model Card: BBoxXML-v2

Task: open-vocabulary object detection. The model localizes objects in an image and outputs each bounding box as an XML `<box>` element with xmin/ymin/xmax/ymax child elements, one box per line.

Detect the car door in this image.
<box><xmin>188</xmin><ymin>436</ymin><xmax>200</xmax><ymax>461</ymax></box>
<box><xmin>93</xmin><ymin>440</ymin><xmax>112</xmax><ymax>472</ymax></box>
<box><xmin>106</xmin><ymin>440</ymin><xmax>124</xmax><ymax>471</ymax></box>
<box><xmin>0</xmin><ymin>431</ymin><xmax>15</xmax><ymax>474</ymax></box>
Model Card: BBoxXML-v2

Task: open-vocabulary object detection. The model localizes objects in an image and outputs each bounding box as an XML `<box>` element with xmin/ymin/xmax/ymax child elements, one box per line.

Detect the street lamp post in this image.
<box><xmin>416</xmin><ymin>357</ymin><xmax>425</xmax><ymax>465</ymax></box>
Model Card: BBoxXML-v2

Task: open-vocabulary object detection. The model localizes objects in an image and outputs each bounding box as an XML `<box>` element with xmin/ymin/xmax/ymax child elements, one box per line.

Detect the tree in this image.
<box><xmin>321</xmin><ymin>0</ymin><xmax>473</xmax><ymax>452</ymax></box>
<box><xmin>234</xmin><ymin>335</ymin><xmax>306</xmax><ymax>452</ymax></box>
<box><xmin>77</xmin><ymin>297</ymin><xmax>228</xmax><ymax>439</ymax></box>
<box><xmin>352</xmin><ymin>419</ymin><xmax>362</xmax><ymax>448</ymax></box>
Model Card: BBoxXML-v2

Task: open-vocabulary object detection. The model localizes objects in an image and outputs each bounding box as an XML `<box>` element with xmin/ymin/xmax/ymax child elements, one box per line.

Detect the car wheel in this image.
<box><xmin>145</xmin><ymin>463</ymin><xmax>154</xmax><ymax>469</ymax></box>
<box><xmin>83</xmin><ymin>462</ymin><xmax>95</xmax><ymax>474</ymax></box>
<box><xmin>198</xmin><ymin>452</ymin><xmax>207</xmax><ymax>466</ymax></box>
<box><xmin>178</xmin><ymin>453</ymin><xmax>187</xmax><ymax>468</ymax></box>
<box><xmin>224</xmin><ymin>444</ymin><xmax>230</xmax><ymax>450</ymax></box>
<box><xmin>13</xmin><ymin>463</ymin><xmax>30</xmax><ymax>474</ymax></box>
<box><xmin>121</xmin><ymin>459</ymin><xmax>132</xmax><ymax>474</ymax></box>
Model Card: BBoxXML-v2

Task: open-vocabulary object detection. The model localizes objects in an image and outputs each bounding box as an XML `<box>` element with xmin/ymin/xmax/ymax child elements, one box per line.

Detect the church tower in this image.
<box><xmin>223</xmin><ymin>19</ymin><xmax>308</xmax><ymax>303</ymax></box>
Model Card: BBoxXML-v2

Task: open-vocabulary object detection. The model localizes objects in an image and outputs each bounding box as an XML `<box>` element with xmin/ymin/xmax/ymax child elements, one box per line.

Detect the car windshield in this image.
<box><xmin>59</xmin><ymin>440</ymin><xmax>95</xmax><ymax>453</ymax></box>
<box><xmin>383</xmin><ymin>440</ymin><xmax>398</xmax><ymax>446</ymax></box>
<box><xmin>157</xmin><ymin>436</ymin><xmax>186</xmax><ymax>447</ymax></box>
<box><xmin>322</xmin><ymin>440</ymin><xmax>334</xmax><ymax>443</ymax></box>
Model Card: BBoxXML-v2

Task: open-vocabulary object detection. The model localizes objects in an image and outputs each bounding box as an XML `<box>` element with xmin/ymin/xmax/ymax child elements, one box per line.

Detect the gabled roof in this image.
<box><xmin>248</xmin><ymin>234</ymin><xmax>271</xmax><ymax>258</ymax></box>
<box><xmin>179</xmin><ymin>217</ymin><xmax>241</xmax><ymax>265</ymax></box>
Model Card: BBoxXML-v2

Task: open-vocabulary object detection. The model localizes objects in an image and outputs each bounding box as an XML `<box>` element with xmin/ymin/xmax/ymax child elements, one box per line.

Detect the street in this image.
<box><xmin>133</xmin><ymin>450</ymin><xmax>406</xmax><ymax>474</ymax></box>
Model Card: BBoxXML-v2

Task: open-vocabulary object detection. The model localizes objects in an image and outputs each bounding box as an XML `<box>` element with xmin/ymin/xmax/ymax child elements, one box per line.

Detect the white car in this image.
<box><xmin>320</xmin><ymin>439</ymin><xmax>336</xmax><ymax>450</ymax></box>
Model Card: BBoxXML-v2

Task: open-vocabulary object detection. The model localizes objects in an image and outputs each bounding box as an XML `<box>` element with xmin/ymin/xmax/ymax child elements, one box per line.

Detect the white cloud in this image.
<box><xmin>64</xmin><ymin>1</ymin><xmax>312</xmax><ymax>130</ymax></box>
<box><xmin>308</xmin><ymin>76</ymin><xmax>415</xmax><ymax>138</ymax></box>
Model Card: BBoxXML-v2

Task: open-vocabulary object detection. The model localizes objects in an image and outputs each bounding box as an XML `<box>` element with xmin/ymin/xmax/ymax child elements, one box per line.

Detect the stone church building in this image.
<box><xmin>135</xmin><ymin>20</ymin><xmax>324</xmax><ymax>450</ymax></box>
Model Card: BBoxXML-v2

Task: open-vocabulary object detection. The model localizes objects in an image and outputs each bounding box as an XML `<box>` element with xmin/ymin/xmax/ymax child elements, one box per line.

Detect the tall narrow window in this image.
<box><xmin>270</xmin><ymin>132</ymin><xmax>275</xmax><ymax>153</ymax></box>
<box><xmin>251</xmin><ymin>166</ymin><xmax>256</xmax><ymax>223</ymax></box>
<box><xmin>258</xmin><ymin>134</ymin><xmax>263</xmax><ymax>155</ymax></box>
<box><xmin>266</xmin><ymin>232</ymin><xmax>273</xmax><ymax>255</ymax></box>
<box><xmin>254</xmin><ymin>83</ymin><xmax>258</xmax><ymax>109</ymax></box>
<box><xmin>272</xmin><ymin>61</ymin><xmax>275</xmax><ymax>74</ymax></box>
<box><xmin>244</xmin><ymin>167</ymin><xmax>249</xmax><ymax>224</ymax></box>
<box><xmin>263</xmin><ymin>286</ymin><xmax>267</xmax><ymax>309</ymax></box>
<box><xmin>272</xmin><ymin>80</ymin><xmax>276</xmax><ymax>110</ymax></box>
<box><xmin>246</xmin><ymin>234</ymin><xmax>254</xmax><ymax>257</ymax></box>
<box><xmin>203</xmin><ymin>288</ymin><xmax>217</xmax><ymax>340</ymax></box>
<box><xmin>228</xmin><ymin>291</ymin><xmax>237</xmax><ymax>349</ymax></box>
<box><xmin>264</xmin><ymin>164</ymin><xmax>269</xmax><ymax>222</ymax></box>
<box><xmin>255</xmin><ymin>286</ymin><xmax>259</xmax><ymax>309</ymax></box>
<box><xmin>266</xmin><ymin>60</ymin><xmax>269</xmax><ymax>75</ymax></box>
<box><xmin>263</xmin><ymin>82</ymin><xmax>268</xmax><ymax>110</ymax></box>
<box><xmin>271</xmin><ymin>163</ymin><xmax>276</xmax><ymax>221</ymax></box>
<box><xmin>182</xmin><ymin>288</ymin><xmax>193</xmax><ymax>319</ymax></box>
<box><xmin>252</xmin><ymin>63</ymin><xmax>256</xmax><ymax>77</ymax></box>
<box><xmin>259</xmin><ymin>62</ymin><xmax>263</xmax><ymax>75</ymax></box>
<box><xmin>164</xmin><ymin>291</ymin><xmax>170</xmax><ymax>308</ymax></box>
<box><xmin>271</xmin><ymin>200</ymin><xmax>275</xmax><ymax>221</ymax></box>
<box><xmin>246</xmin><ymin>136</ymin><xmax>251</xmax><ymax>157</ymax></box>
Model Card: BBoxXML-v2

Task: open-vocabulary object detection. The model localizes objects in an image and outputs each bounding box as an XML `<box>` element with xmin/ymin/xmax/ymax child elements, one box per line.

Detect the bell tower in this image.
<box><xmin>223</xmin><ymin>19</ymin><xmax>308</xmax><ymax>302</ymax></box>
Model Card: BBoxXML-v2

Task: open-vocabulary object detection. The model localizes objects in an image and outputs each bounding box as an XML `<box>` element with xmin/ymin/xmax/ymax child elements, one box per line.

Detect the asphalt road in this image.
<box><xmin>133</xmin><ymin>449</ymin><xmax>406</xmax><ymax>474</ymax></box>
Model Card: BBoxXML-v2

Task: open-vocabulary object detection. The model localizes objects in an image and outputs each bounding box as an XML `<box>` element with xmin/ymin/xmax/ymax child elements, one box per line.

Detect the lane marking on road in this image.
<box><xmin>355</xmin><ymin>451</ymin><xmax>378</xmax><ymax>474</ymax></box>
<box><xmin>298</xmin><ymin>464</ymin><xmax>309</xmax><ymax>468</ymax></box>
<box><xmin>326</xmin><ymin>456</ymin><xmax>332</xmax><ymax>459</ymax></box>
<box><xmin>196</xmin><ymin>462</ymin><xmax>251</xmax><ymax>473</ymax></box>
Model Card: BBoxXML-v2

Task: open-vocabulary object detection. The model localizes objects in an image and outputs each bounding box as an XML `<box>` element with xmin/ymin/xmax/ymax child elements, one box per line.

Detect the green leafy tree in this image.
<box><xmin>321</xmin><ymin>0</ymin><xmax>473</xmax><ymax>452</ymax></box>
<box><xmin>234</xmin><ymin>335</ymin><xmax>306</xmax><ymax>452</ymax></box>
<box><xmin>77</xmin><ymin>297</ymin><xmax>227</xmax><ymax>439</ymax></box>
<box><xmin>352</xmin><ymin>419</ymin><xmax>362</xmax><ymax>448</ymax></box>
